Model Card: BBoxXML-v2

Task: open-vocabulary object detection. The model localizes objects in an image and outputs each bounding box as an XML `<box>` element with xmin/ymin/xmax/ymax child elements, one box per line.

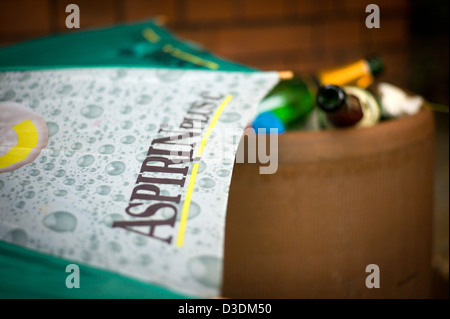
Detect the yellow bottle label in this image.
<box><xmin>355</xmin><ymin>73</ymin><xmax>375</xmax><ymax>88</ymax></box>
<box><xmin>318</xmin><ymin>59</ymin><xmax>373</xmax><ymax>88</ymax></box>
<box><xmin>343</xmin><ymin>86</ymin><xmax>381</xmax><ymax>127</ymax></box>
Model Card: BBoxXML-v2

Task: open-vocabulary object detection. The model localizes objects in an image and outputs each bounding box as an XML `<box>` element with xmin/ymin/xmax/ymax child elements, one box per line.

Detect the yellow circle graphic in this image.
<box><xmin>0</xmin><ymin>102</ymin><xmax>49</xmax><ymax>173</ymax></box>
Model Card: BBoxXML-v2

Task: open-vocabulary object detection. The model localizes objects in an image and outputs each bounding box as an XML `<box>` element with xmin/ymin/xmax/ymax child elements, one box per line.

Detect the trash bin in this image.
<box><xmin>223</xmin><ymin>108</ymin><xmax>435</xmax><ymax>299</ymax></box>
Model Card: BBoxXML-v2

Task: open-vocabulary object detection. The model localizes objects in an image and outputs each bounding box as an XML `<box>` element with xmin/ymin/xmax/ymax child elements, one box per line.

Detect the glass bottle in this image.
<box><xmin>251</xmin><ymin>56</ymin><xmax>384</xmax><ymax>133</ymax></box>
<box><xmin>316</xmin><ymin>84</ymin><xmax>382</xmax><ymax>129</ymax></box>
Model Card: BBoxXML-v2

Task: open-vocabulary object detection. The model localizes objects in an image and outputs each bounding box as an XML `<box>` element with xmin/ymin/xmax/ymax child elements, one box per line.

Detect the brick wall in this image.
<box><xmin>0</xmin><ymin>0</ymin><xmax>412</xmax><ymax>87</ymax></box>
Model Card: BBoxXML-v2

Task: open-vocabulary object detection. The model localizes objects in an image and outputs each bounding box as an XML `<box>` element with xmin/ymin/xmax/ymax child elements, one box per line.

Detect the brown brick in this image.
<box><xmin>240</xmin><ymin>0</ymin><xmax>287</xmax><ymax>20</ymax></box>
<box><xmin>173</xmin><ymin>28</ymin><xmax>218</xmax><ymax>51</ymax></box>
<box><xmin>377</xmin><ymin>0</ymin><xmax>411</xmax><ymax>13</ymax></box>
<box><xmin>371</xmin><ymin>18</ymin><xmax>409</xmax><ymax>46</ymax></box>
<box><xmin>123</xmin><ymin>0</ymin><xmax>177</xmax><ymax>24</ymax></box>
<box><xmin>285</xmin><ymin>56</ymin><xmax>327</xmax><ymax>74</ymax></box>
<box><xmin>330</xmin><ymin>23</ymin><xmax>384</xmax><ymax>63</ymax></box>
<box><xmin>184</xmin><ymin>0</ymin><xmax>236</xmax><ymax>23</ymax></box>
<box><xmin>0</xmin><ymin>0</ymin><xmax>51</xmax><ymax>34</ymax></box>
<box><xmin>311</xmin><ymin>47</ymin><xmax>355</xmax><ymax>71</ymax></box>
<box><xmin>54</xmin><ymin>0</ymin><xmax>118</xmax><ymax>31</ymax></box>
<box><xmin>343</xmin><ymin>0</ymin><xmax>410</xmax><ymax>13</ymax></box>
<box><xmin>214</xmin><ymin>24</ymin><xmax>311</xmax><ymax>57</ymax></box>
<box><xmin>321</xmin><ymin>21</ymin><xmax>362</xmax><ymax>49</ymax></box>
<box><xmin>234</xmin><ymin>54</ymin><xmax>288</xmax><ymax>71</ymax></box>
<box><xmin>291</xmin><ymin>0</ymin><xmax>336</xmax><ymax>17</ymax></box>
<box><xmin>376</xmin><ymin>50</ymin><xmax>411</xmax><ymax>87</ymax></box>
<box><xmin>174</xmin><ymin>29</ymin><xmax>207</xmax><ymax>45</ymax></box>
<box><xmin>359</xmin><ymin>16</ymin><xmax>376</xmax><ymax>47</ymax></box>
<box><xmin>255</xmin><ymin>60</ymin><xmax>288</xmax><ymax>72</ymax></box>
<box><xmin>330</xmin><ymin>48</ymin><xmax>368</xmax><ymax>66</ymax></box>
<box><xmin>342</xmin><ymin>0</ymin><xmax>374</xmax><ymax>12</ymax></box>
<box><xmin>0</xmin><ymin>34</ymin><xmax>45</xmax><ymax>47</ymax></box>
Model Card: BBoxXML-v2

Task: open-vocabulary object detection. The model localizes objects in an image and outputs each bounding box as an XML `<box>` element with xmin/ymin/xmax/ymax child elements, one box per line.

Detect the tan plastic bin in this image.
<box><xmin>223</xmin><ymin>108</ymin><xmax>435</xmax><ymax>299</ymax></box>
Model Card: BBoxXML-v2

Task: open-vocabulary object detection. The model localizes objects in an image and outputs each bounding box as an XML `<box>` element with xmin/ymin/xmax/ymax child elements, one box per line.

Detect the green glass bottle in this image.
<box><xmin>254</xmin><ymin>75</ymin><xmax>318</xmax><ymax>132</ymax></box>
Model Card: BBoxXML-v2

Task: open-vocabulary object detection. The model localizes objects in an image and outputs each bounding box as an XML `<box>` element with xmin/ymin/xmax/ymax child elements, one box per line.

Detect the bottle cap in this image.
<box><xmin>251</xmin><ymin>111</ymin><xmax>286</xmax><ymax>134</ymax></box>
<box><xmin>366</xmin><ymin>56</ymin><xmax>384</xmax><ymax>76</ymax></box>
<box><xmin>316</xmin><ymin>85</ymin><xmax>347</xmax><ymax>113</ymax></box>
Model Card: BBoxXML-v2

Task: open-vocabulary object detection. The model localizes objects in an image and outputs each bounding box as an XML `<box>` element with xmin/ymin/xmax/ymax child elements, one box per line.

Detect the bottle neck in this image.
<box><xmin>317</xmin><ymin>85</ymin><xmax>364</xmax><ymax>127</ymax></box>
<box><xmin>317</xmin><ymin>85</ymin><xmax>381</xmax><ymax>128</ymax></box>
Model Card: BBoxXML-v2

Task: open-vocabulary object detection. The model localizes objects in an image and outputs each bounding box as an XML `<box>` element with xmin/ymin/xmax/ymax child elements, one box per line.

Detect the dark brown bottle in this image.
<box><xmin>316</xmin><ymin>84</ymin><xmax>382</xmax><ymax>128</ymax></box>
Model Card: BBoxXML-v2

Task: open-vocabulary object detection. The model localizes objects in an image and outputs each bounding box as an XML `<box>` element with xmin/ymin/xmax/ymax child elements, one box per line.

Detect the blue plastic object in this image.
<box><xmin>251</xmin><ymin>111</ymin><xmax>286</xmax><ymax>134</ymax></box>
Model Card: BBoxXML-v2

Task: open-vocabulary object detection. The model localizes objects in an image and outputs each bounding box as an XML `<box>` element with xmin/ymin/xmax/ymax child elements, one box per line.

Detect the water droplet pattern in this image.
<box><xmin>0</xmin><ymin>68</ymin><xmax>279</xmax><ymax>298</ymax></box>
